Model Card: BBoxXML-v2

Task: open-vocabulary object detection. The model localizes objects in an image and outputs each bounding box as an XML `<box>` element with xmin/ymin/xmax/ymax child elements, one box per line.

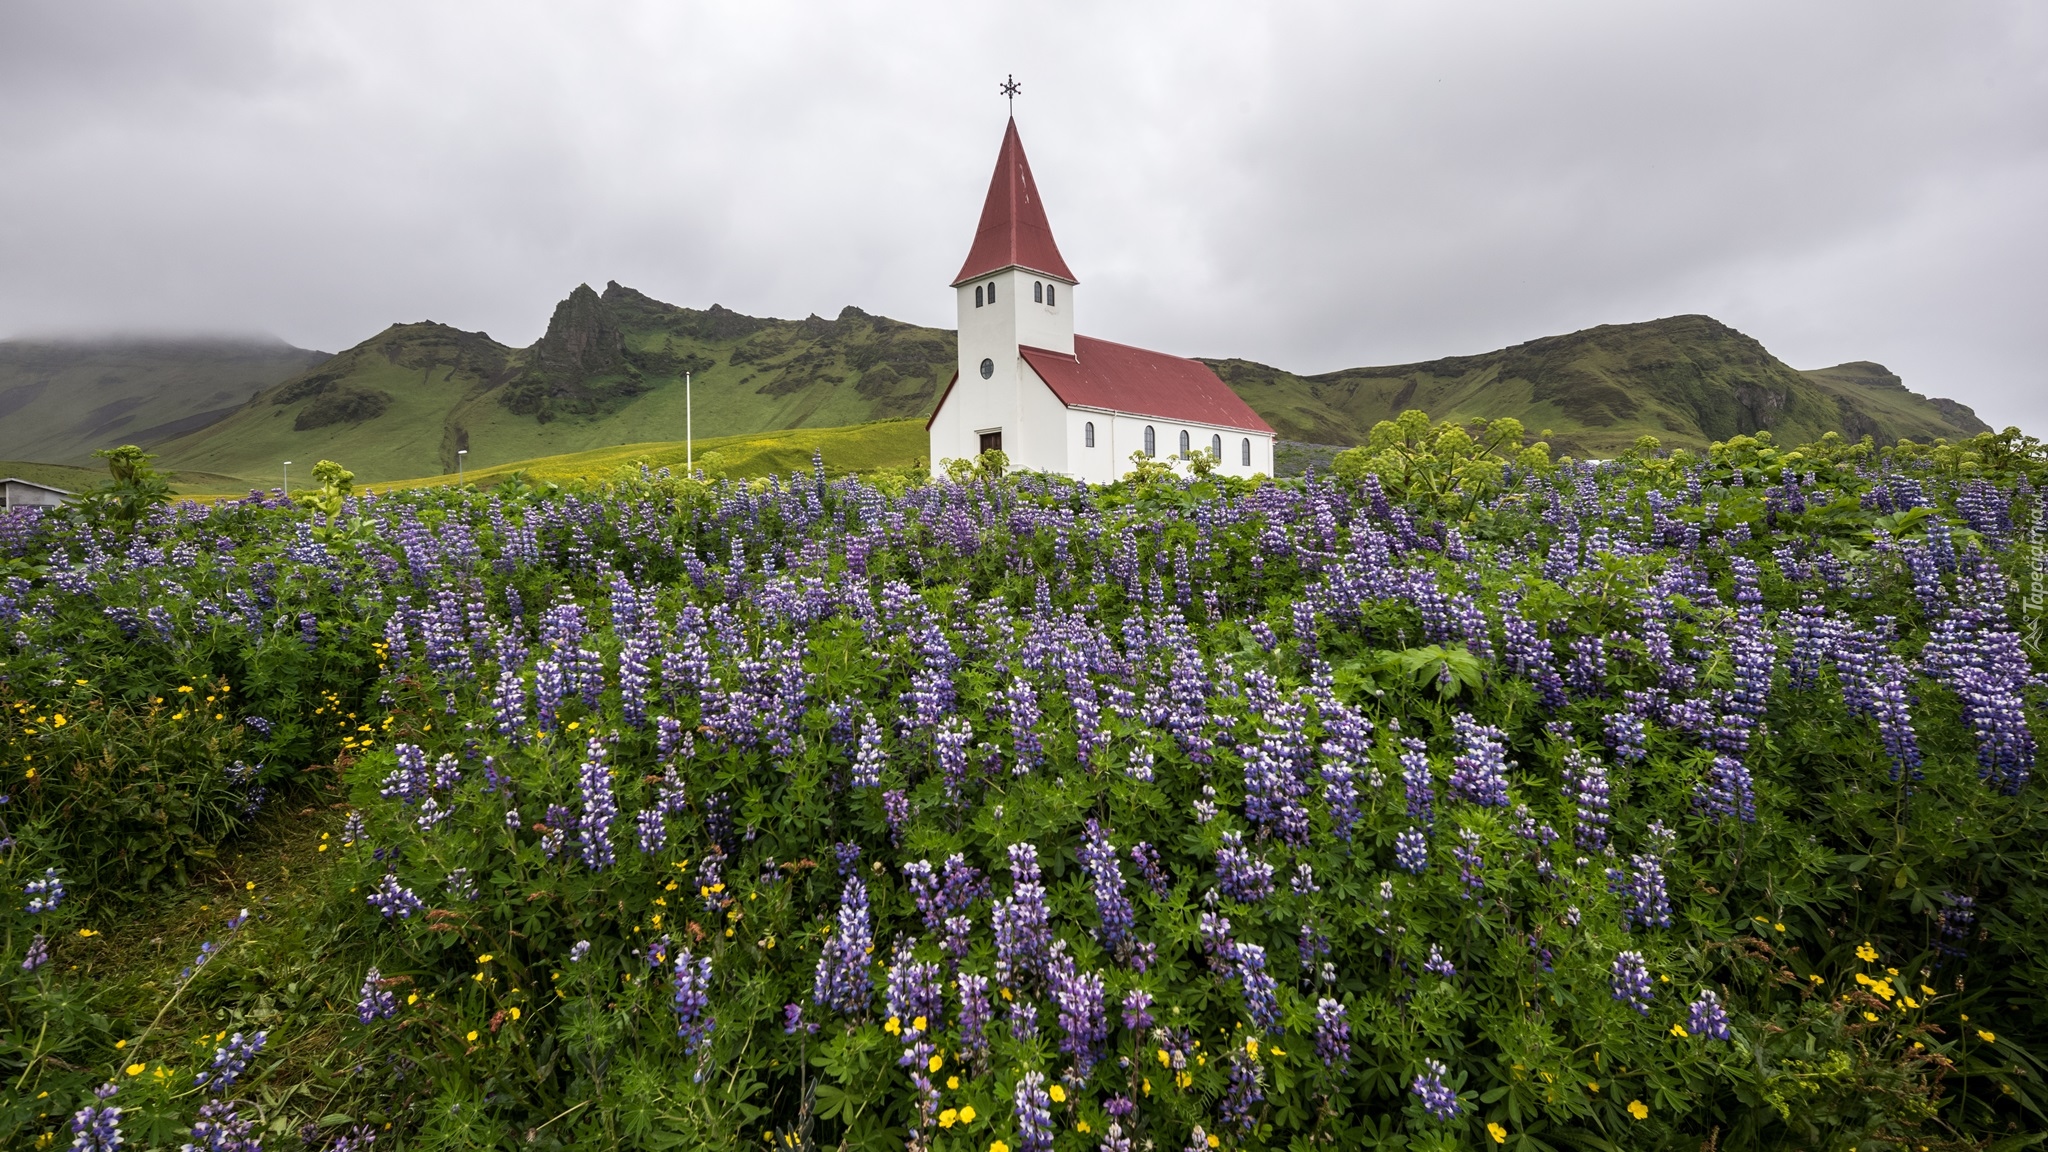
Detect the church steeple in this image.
<box><xmin>953</xmin><ymin>118</ymin><xmax>1076</xmax><ymax>287</ymax></box>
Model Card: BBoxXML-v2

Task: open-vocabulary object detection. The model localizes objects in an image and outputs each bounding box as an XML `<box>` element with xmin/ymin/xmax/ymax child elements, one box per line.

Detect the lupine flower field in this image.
<box><xmin>3</xmin><ymin>421</ymin><xmax>2047</xmax><ymax>1150</ymax></box>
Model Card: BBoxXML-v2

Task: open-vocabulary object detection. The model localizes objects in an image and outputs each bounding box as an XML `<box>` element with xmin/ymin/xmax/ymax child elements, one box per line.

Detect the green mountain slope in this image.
<box><xmin>1204</xmin><ymin>314</ymin><xmax>1991</xmax><ymax>458</ymax></box>
<box><xmin>117</xmin><ymin>297</ymin><xmax>1990</xmax><ymax>483</ymax></box>
<box><xmin>0</xmin><ymin>338</ymin><xmax>327</xmax><ymax>466</ymax></box>
<box><xmin>152</xmin><ymin>282</ymin><xmax>955</xmax><ymax>483</ymax></box>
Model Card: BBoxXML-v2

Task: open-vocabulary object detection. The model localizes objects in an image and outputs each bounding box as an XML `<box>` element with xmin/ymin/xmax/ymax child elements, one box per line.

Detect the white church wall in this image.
<box><xmin>1065</xmin><ymin>409</ymin><xmax>1275</xmax><ymax>483</ymax></box>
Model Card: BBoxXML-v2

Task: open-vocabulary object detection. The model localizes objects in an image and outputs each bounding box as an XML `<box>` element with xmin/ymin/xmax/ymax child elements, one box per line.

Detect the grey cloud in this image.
<box><xmin>0</xmin><ymin>0</ymin><xmax>2041</xmax><ymax>430</ymax></box>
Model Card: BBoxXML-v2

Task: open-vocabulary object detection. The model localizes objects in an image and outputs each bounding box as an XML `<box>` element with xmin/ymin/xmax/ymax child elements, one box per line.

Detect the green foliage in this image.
<box><xmin>1333</xmin><ymin>411</ymin><xmax>1549</xmax><ymax>515</ymax></box>
<box><xmin>83</xmin><ymin>445</ymin><xmax>173</xmax><ymax>523</ymax></box>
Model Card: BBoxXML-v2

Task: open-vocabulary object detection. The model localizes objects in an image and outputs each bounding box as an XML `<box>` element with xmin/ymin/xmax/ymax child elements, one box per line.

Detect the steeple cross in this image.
<box><xmin>1000</xmin><ymin>74</ymin><xmax>1021</xmax><ymax>114</ymax></box>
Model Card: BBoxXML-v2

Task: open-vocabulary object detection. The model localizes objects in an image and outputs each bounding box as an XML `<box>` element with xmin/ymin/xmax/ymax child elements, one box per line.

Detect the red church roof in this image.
<box><xmin>953</xmin><ymin>118</ymin><xmax>1076</xmax><ymax>286</ymax></box>
<box><xmin>1020</xmin><ymin>336</ymin><xmax>1275</xmax><ymax>433</ymax></box>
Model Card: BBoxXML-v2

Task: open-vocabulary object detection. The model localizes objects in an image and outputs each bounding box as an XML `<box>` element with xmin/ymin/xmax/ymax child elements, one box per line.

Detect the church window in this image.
<box><xmin>979</xmin><ymin>358</ymin><xmax>994</xmax><ymax>379</ymax></box>
<box><xmin>1034</xmin><ymin>281</ymin><xmax>1043</xmax><ymax>303</ymax></box>
<box><xmin>987</xmin><ymin>280</ymin><xmax>996</xmax><ymax>303</ymax></box>
<box><xmin>1047</xmin><ymin>284</ymin><xmax>1055</xmax><ymax>306</ymax></box>
<box><xmin>1241</xmin><ymin>438</ymin><xmax>1252</xmax><ymax>466</ymax></box>
<box><xmin>1211</xmin><ymin>433</ymin><xmax>1222</xmax><ymax>460</ymax></box>
<box><xmin>1143</xmin><ymin>426</ymin><xmax>1156</xmax><ymax>457</ymax></box>
<box><xmin>1084</xmin><ymin>421</ymin><xmax>1095</xmax><ymax>448</ymax></box>
<box><xmin>1179</xmin><ymin>429</ymin><xmax>1191</xmax><ymax>456</ymax></box>
<box><xmin>974</xmin><ymin>285</ymin><xmax>983</xmax><ymax>308</ymax></box>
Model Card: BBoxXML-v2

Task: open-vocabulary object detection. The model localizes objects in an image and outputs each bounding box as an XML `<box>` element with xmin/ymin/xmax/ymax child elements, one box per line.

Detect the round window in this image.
<box><xmin>979</xmin><ymin>358</ymin><xmax>994</xmax><ymax>379</ymax></box>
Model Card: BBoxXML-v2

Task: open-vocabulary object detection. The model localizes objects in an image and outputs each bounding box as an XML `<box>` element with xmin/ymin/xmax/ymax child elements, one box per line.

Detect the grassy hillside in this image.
<box><xmin>1205</xmin><ymin>314</ymin><xmax>1991</xmax><ymax>458</ymax></box>
<box><xmin>152</xmin><ymin>283</ymin><xmax>953</xmax><ymax>484</ymax></box>
<box><xmin>65</xmin><ymin>296</ymin><xmax>1994</xmax><ymax>484</ymax></box>
<box><xmin>0</xmin><ymin>337</ymin><xmax>326</xmax><ymax>466</ymax></box>
<box><xmin>0</xmin><ymin>459</ymin><xmax>260</xmax><ymax>495</ymax></box>
<box><xmin>364</xmin><ymin>417</ymin><xmax>927</xmax><ymax>492</ymax></box>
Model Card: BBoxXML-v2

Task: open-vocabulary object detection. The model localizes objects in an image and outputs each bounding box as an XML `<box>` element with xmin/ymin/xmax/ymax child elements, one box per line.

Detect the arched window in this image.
<box><xmin>1084</xmin><ymin>421</ymin><xmax>1095</xmax><ymax>448</ymax></box>
<box><xmin>986</xmin><ymin>280</ymin><xmax>996</xmax><ymax>303</ymax></box>
<box><xmin>1143</xmin><ymin>425</ymin><xmax>1156</xmax><ymax>457</ymax></box>
<box><xmin>1047</xmin><ymin>284</ymin><xmax>1056</xmax><ymax>306</ymax></box>
<box><xmin>1241</xmin><ymin>438</ymin><xmax>1252</xmax><ymax>466</ymax></box>
<box><xmin>1178</xmin><ymin>429</ymin><xmax>1191</xmax><ymax>456</ymax></box>
<box><xmin>974</xmin><ymin>285</ymin><xmax>983</xmax><ymax>308</ymax></box>
<box><xmin>1211</xmin><ymin>433</ymin><xmax>1222</xmax><ymax>460</ymax></box>
<box><xmin>1034</xmin><ymin>281</ymin><xmax>1043</xmax><ymax>303</ymax></box>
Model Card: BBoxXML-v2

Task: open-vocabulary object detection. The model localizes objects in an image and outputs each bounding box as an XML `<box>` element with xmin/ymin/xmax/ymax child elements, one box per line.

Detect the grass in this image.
<box><xmin>178</xmin><ymin>418</ymin><xmax>930</xmax><ymax>498</ymax></box>
<box><xmin>0</xmin><ymin>460</ymin><xmax>254</xmax><ymax>496</ymax></box>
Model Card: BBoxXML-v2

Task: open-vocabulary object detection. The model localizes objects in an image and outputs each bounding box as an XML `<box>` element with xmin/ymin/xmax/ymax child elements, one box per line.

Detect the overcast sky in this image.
<box><xmin>2</xmin><ymin>1</ymin><xmax>2043</xmax><ymax>431</ymax></box>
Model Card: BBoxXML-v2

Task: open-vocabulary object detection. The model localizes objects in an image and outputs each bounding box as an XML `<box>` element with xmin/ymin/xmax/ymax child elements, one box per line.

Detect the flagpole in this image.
<box><xmin>686</xmin><ymin>370</ymin><xmax>693</xmax><ymax>475</ymax></box>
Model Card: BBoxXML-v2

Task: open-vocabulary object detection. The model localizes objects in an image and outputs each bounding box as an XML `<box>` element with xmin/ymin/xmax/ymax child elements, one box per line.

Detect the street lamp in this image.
<box><xmin>685</xmin><ymin>369</ymin><xmax>693</xmax><ymax>474</ymax></box>
<box><xmin>457</xmin><ymin>449</ymin><xmax>468</xmax><ymax>483</ymax></box>
<box><xmin>282</xmin><ymin>460</ymin><xmax>292</xmax><ymax>496</ymax></box>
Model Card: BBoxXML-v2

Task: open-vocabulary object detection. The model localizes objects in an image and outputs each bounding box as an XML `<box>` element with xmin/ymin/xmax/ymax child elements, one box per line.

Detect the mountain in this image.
<box><xmin>0</xmin><ymin>337</ymin><xmax>328</xmax><ymax>466</ymax></box>
<box><xmin>1204</xmin><ymin>314</ymin><xmax>1990</xmax><ymax>459</ymax></box>
<box><xmin>151</xmin><ymin>282</ymin><xmax>955</xmax><ymax>483</ymax></box>
<box><xmin>27</xmin><ymin>292</ymin><xmax>1989</xmax><ymax>485</ymax></box>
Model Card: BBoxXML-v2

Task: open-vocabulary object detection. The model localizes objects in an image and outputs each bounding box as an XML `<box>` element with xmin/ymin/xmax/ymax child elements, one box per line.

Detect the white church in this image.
<box><xmin>927</xmin><ymin>118</ymin><xmax>1276</xmax><ymax>482</ymax></box>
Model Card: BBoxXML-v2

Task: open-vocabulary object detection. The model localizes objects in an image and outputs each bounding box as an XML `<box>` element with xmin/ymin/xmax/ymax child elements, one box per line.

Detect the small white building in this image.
<box><xmin>0</xmin><ymin>478</ymin><xmax>75</xmax><ymax>509</ymax></box>
<box><xmin>928</xmin><ymin>119</ymin><xmax>1275</xmax><ymax>483</ymax></box>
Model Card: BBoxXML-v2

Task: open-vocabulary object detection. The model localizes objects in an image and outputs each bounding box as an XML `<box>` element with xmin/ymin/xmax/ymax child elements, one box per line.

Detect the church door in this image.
<box><xmin>979</xmin><ymin>430</ymin><xmax>1003</xmax><ymax>454</ymax></box>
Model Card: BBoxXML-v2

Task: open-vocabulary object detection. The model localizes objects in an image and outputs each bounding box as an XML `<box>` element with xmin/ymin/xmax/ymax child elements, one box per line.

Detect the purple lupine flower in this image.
<box><xmin>1611</xmin><ymin>950</ymin><xmax>1655</xmax><ymax>1015</ymax></box>
<box><xmin>195</xmin><ymin>1030</ymin><xmax>267</xmax><ymax>1092</ymax></box>
<box><xmin>22</xmin><ymin>933</ymin><xmax>49</xmax><ymax>973</ymax></box>
<box><xmin>1447</xmin><ymin>713</ymin><xmax>1512</xmax><ymax>807</ymax></box>
<box><xmin>881</xmin><ymin>789</ymin><xmax>909</xmax><ymax>843</ymax></box>
<box><xmin>1008</xmin><ymin>995</ymin><xmax>1040</xmax><ymax>1041</ymax></box>
<box><xmin>1215</xmin><ymin>831</ymin><xmax>1275</xmax><ymax>902</ymax></box>
<box><xmin>1563</xmin><ymin>745</ymin><xmax>1611</xmax><ymax>851</ymax></box>
<box><xmin>379</xmin><ymin>744</ymin><xmax>431</xmax><ymax>806</ymax></box>
<box><xmin>24</xmin><ymin>867</ymin><xmax>63</xmax><ymax>913</ymax></box>
<box><xmin>993</xmin><ymin>842</ymin><xmax>1053</xmax><ymax>989</ymax></box>
<box><xmin>367</xmin><ymin>873</ymin><xmax>422</xmax><ymax>919</ymax></box>
<box><xmin>936</xmin><ymin>715</ymin><xmax>974</xmax><ymax>801</ymax></box>
<box><xmin>1693</xmin><ymin>755</ymin><xmax>1755</xmax><ymax>824</ymax></box>
<box><xmin>1125</xmin><ymin>744</ymin><xmax>1156</xmax><ymax>783</ymax></box>
<box><xmin>783</xmin><ymin>1002</ymin><xmax>817</xmax><ymax>1036</ymax></box>
<box><xmin>635</xmin><ymin>809</ymin><xmax>666</xmax><ymax>854</ymax></box>
<box><xmin>1565</xmin><ymin>634</ymin><xmax>1608</xmax><ymax>696</ymax></box>
<box><xmin>1614</xmin><ymin>854</ymin><xmax>1673</xmax><ymax>930</ymax></box>
<box><xmin>185</xmin><ymin>1097</ymin><xmax>259</xmax><ymax>1152</ymax></box>
<box><xmin>1603</xmin><ymin>712</ymin><xmax>1648</xmax><ymax>763</ymax></box>
<box><xmin>1129</xmin><ymin>841</ymin><xmax>1170</xmax><ymax>896</ymax></box>
<box><xmin>492</xmin><ymin>666</ymin><xmax>527</xmax><ymax>739</ymax></box>
<box><xmin>1222</xmin><ymin>1051</ymin><xmax>1264</xmax><ymax>1131</ymax></box>
<box><xmin>812</xmin><ymin>875</ymin><xmax>873</xmax><ymax>1015</ymax></box>
<box><xmin>1049</xmin><ymin>949</ymin><xmax>1109</xmax><ymax>1076</ymax></box>
<box><xmin>1230</xmin><ymin>942</ymin><xmax>1282</xmax><ymax>1032</ymax></box>
<box><xmin>672</xmin><ymin>948</ymin><xmax>715</xmax><ymax>1061</ymax></box>
<box><xmin>1400</xmin><ymin>736</ymin><xmax>1434</xmax><ymax>826</ymax></box>
<box><xmin>1314</xmin><ymin>996</ymin><xmax>1351</xmax><ymax>1067</ymax></box>
<box><xmin>1122</xmin><ymin>988</ymin><xmax>1154</xmax><ymax>1032</ymax></box>
<box><xmin>956</xmin><ymin>972</ymin><xmax>992</xmax><ymax>1057</ymax></box>
<box><xmin>850</xmin><ymin>711</ymin><xmax>885</xmax><ymax>788</ymax></box>
<box><xmin>71</xmin><ymin>1083</ymin><xmax>123</xmax><ymax>1151</ymax></box>
<box><xmin>1395</xmin><ymin>828</ymin><xmax>1429</xmax><ymax>874</ymax></box>
<box><xmin>1451</xmin><ymin>828</ymin><xmax>1484</xmax><ymax>897</ymax></box>
<box><xmin>1687</xmin><ymin>989</ymin><xmax>1731</xmax><ymax>1040</ymax></box>
<box><xmin>1015</xmin><ymin>1071</ymin><xmax>1055</xmax><ymax>1152</ymax></box>
<box><xmin>619</xmin><ymin>632</ymin><xmax>654</xmax><ymax>729</ymax></box>
<box><xmin>1411</xmin><ymin>1058</ymin><xmax>1461</xmax><ymax>1120</ymax></box>
<box><xmin>1422</xmin><ymin>943</ymin><xmax>1456</xmax><ymax>979</ymax></box>
<box><xmin>575</xmin><ymin>737</ymin><xmax>617</xmax><ymax>870</ymax></box>
<box><xmin>356</xmin><ymin>968</ymin><xmax>397</xmax><ymax>1023</ymax></box>
<box><xmin>1005</xmin><ymin>676</ymin><xmax>1043</xmax><ymax>773</ymax></box>
<box><xmin>885</xmin><ymin>943</ymin><xmax>946</xmax><ymax>1042</ymax></box>
<box><xmin>1078</xmin><ymin>819</ymin><xmax>1135</xmax><ymax>951</ymax></box>
<box><xmin>569</xmin><ymin>940</ymin><xmax>591</xmax><ymax>963</ymax></box>
<box><xmin>534</xmin><ymin>657</ymin><xmax>566</xmax><ymax>733</ymax></box>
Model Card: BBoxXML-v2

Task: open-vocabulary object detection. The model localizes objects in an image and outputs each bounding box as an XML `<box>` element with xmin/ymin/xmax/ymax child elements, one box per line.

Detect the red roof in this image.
<box><xmin>1019</xmin><ymin>336</ymin><xmax>1275</xmax><ymax>433</ymax></box>
<box><xmin>953</xmin><ymin>118</ymin><xmax>1076</xmax><ymax>286</ymax></box>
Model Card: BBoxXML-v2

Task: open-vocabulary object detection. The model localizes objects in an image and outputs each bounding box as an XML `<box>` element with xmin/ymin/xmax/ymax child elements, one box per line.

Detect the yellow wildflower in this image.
<box><xmin>939</xmin><ymin>1109</ymin><xmax>958</xmax><ymax>1129</ymax></box>
<box><xmin>1627</xmin><ymin>1099</ymin><xmax>1649</xmax><ymax>1120</ymax></box>
<box><xmin>885</xmin><ymin>1016</ymin><xmax>902</xmax><ymax>1036</ymax></box>
<box><xmin>947</xmin><ymin>1076</ymin><xmax>959</xmax><ymax>1090</ymax></box>
<box><xmin>958</xmin><ymin>1105</ymin><xmax>975</xmax><ymax>1123</ymax></box>
<box><xmin>477</xmin><ymin>954</ymin><xmax>493</xmax><ymax>964</ymax></box>
<box><xmin>929</xmin><ymin>1054</ymin><xmax>943</xmax><ymax>1073</ymax></box>
<box><xmin>1855</xmin><ymin>941</ymin><xmax>1879</xmax><ymax>963</ymax></box>
<box><xmin>467</xmin><ymin>1030</ymin><xmax>479</xmax><ymax>1042</ymax></box>
<box><xmin>1670</xmin><ymin>1023</ymin><xmax>1688</xmax><ymax>1038</ymax></box>
<box><xmin>1488</xmin><ymin>1121</ymin><xmax>1508</xmax><ymax>1144</ymax></box>
<box><xmin>126</xmin><ymin>1063</ymin><xmax>144</xmax><ymax>1076</ymax></box>
<box><xmin>913</xmin><ymin>1016</ymin><xmax>928</xmax><ymax>1033</ymax></box>
<box><xmin>1158</xmin><ymin>1048</ymin><xmax>1171</xmax><ymax>1066</ymax></box>
<box><xmin>991</xmin><ymin>1142</ymin><xmax>1010</xmax><ymax>1152</ymax></box>
<box><xmin>1049</xmin><ymin>1084</ymin><xmax>1067</xmax><ymax>1103</ymax></box>
<box><xmin>1077</xmin><ymin>1120</ymin><xmax>1091</xmax><ymax>1133</ymax></box>
<box><xmin>1979</xmin><ymin>1030</ymin><xmax>1997</xmax><ymax>1044</ymax></box>
<box><xmin>509</xmin><ymin>1008</ymin><xmax>521</xmax><ymax>1021</ymax></box>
